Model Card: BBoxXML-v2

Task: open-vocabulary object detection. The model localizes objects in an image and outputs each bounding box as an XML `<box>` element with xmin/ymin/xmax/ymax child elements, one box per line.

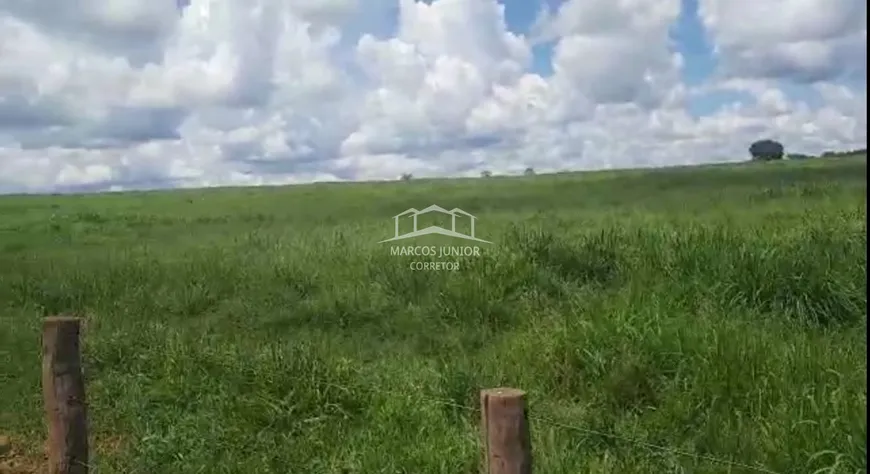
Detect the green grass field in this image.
<box><xmin>0</xmin><ymin>156</ymin><xmax>866</xmax><ymax>473</ymax></box>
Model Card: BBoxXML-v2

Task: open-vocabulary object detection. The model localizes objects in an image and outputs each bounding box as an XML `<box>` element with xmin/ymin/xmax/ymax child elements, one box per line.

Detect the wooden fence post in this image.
<box><xmin>42</xmin><ymin>316</ymin><xmax>89</xmax><ymax>474</ymax></box>
<box><xmin>480</xmin><ymin>387</ymin><xmax>532</xmax><ymax>474</ymax></box>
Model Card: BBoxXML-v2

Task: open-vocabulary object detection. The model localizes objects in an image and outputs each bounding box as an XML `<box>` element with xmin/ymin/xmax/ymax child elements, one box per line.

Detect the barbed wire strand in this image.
<box><xmin>50</xmin><ymin>375</ymin><xmax>780</xmax><ymax>474</ymax></box>
<box><xmin>316</xmin><ymin>378</ymin><xmax>783</xmax><ymax>474</ymax></box>
<box><xmin>527</xmin><ymin>415</ymin><xmax>782</xmax><ymax>474</ymax></box>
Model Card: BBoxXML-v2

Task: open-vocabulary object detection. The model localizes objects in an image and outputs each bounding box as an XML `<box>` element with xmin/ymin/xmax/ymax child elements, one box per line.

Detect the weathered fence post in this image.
<box><xmin>480</xmin><ymin>387</ymin><xmax>532</xmax><ymax>474</ymax></box>
<box><xmin>42</xmin><ymin>316</ymin><xmax>89</xmax><ymax>474</ymax></box>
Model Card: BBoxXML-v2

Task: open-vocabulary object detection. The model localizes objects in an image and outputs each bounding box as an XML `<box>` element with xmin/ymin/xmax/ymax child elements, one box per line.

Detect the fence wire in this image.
<box><xmin>313</xmin><ymin>378</ymin><xmax>783</xmax><ymax>474</ymax></box>
<box><xmin>39</xmin><ymin>361</ymin><xmax>784</xmax><ymax>474</ymax></box>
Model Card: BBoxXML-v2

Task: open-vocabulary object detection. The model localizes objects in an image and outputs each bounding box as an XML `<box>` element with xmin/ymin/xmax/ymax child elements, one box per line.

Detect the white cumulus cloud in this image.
<box><xmin>0</xmin><ymin>0</ymin><xmax>865</xmax><ymax>193</ymax></box>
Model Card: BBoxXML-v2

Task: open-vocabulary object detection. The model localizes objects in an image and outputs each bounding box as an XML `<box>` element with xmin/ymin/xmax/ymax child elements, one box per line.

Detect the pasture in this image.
<box><xmin>0</xmin><ymin>156</ymin><xmax>866</xmax><ymax>473</ymax></box>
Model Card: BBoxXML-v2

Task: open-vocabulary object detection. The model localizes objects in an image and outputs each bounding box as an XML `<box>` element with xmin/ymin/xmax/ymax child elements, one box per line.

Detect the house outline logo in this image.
<box><xmin>379</xmin><ymin>204</ymin><xmax>492</xmax><ymax>244</ymax></box>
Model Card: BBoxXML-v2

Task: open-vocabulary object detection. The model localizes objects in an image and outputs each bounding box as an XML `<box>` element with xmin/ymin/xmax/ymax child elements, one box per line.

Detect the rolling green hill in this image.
<box><xmin>0</xmin><ymin>155</ymin><xmax>866</xmax><ymax>473</ymax></box>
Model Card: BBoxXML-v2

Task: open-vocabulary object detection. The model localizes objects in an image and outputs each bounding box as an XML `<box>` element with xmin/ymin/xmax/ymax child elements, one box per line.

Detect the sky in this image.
<box><xmin>0</xmin><ymin>0</ymin><xmax>866</xmax><ymax>194</ymax></box>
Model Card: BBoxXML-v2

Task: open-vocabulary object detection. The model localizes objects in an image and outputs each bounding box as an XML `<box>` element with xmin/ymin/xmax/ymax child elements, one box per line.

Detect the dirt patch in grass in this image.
<box><xmin>0</xmin><ymin>433</ymin><xmax>126</xmax><ymax>474</ymax></box>
<box><xmin>0</xmin><ymin>435</ymin><xmax>45</xmax><ymax>474</ymax></box>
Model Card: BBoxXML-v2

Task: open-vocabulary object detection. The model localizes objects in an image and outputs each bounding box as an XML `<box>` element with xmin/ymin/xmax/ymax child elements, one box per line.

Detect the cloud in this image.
<box><xmin>0</xmin><ymin>0</ymin><xmax>865</xmax><ymax>194</ymax></box>
<box><xmin>699</xmin><ymin>0</ymin><xmax>866</xmax><ymax>82</ymax></box>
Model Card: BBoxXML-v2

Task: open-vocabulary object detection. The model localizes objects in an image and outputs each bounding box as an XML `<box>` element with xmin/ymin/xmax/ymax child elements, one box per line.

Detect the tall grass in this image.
<box><xmin>0</xmin><ymin>156</ymin><xmax>866</xmax><ymax>473</ymax></box>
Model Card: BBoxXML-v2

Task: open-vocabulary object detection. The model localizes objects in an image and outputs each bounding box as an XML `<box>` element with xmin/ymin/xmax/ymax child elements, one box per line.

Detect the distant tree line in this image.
<box><xmin>398</xmin><ymin>143</ymin><xmax>866</xmax><ymax>181</ymax></box>
<box><xmin>788</xmin><ymin>148</ymin><xmax>867</xmax><ymax>160</ymax></box>
<box><xmin>820</xmin><ymin>148</ymin><xmax>868</xmax><ymax>158</ymax></box>
<box><xmin>749</xmin><ymin>139</ymin><xmax>866</xmax><ymax>162</ymax></box>
<box><xmin>399</xmin><ymin>168</ymin><xmax>536</xmax><ymax>180</ymax></box>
